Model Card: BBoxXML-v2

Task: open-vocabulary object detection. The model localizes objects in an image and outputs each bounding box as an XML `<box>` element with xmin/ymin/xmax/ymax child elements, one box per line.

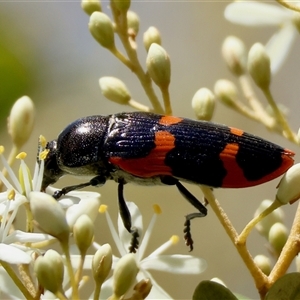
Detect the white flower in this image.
<box><xmin>0</xmin><ymin>146</ymin><xmax>101</xmax><ymax>298</ymax></box>
<box><xmin>96</xmin><ymin>202</ymin><xmax>207</xmax><ymax>298</ymax></box>
<box><xmin>225</xmin><ymin>2</ymin><xmax>300</xmax><ymax>73</ymax></box>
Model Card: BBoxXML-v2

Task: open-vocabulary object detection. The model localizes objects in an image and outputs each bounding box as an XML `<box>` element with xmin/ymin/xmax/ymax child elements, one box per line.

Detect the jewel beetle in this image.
<box><xmin>41</xmin><ymin>112</ymin><xmax>295</xmax><ymax>252</ymax></box>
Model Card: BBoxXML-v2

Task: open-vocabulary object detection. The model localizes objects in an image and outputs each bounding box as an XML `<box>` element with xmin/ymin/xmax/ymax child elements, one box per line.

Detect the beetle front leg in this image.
<box><xmin>118</xmin><ymin>181</ymin><xmax>139</xmax><ymax>253</ymax></box>
<box><xmin>52</xmin><ymin>175</ymin><xmax>106</xmax><ymax>199</ymax></box>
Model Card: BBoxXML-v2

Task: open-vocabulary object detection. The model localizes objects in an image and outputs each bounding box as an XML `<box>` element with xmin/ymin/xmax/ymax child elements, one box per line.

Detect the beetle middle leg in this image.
<box><xmin>161</xmin><ymin>176</ymin><xmax>207</xmax><ymax>251</ymax></box>
<box><xmin>118</xmin><ymin>180</ymin><xmax>139</xmax><ymax>253</ymax></box>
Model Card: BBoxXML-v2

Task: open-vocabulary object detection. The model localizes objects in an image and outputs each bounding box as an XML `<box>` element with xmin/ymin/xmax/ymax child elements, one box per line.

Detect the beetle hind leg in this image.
<box><xmin>161</xmin><ymin>176</ymin><xmax>207</xmax><ymax>251</ymax></box>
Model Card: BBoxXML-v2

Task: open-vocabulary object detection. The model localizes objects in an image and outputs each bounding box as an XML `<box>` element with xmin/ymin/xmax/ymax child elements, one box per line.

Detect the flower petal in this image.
<box><xmin>140</xmin><ymin>255</ymin><xmax>207</xmax><ymax>274</ymax></box>
<box><xmin>0</xmin><ymin>244</ymin><xmax>31</xmax><ymax>264</ymax></box>
<box><xmin>4</xmin><ymin>230</ymin><xmax>54</xmax><ymax>244</ymax></box>
<box><xmin>65</xmin><ymin>191</ymin><xmax>101</xmax><ymax>228</ymax></box>
<box><xmin>225</xmin><ymin>2</ymin><xmax>291</xmax><ymax>26</ymax></box>
<box><xmin>0</xmin><ymin>267</ymin><xmax>23</xmax><ymax>299</ymax></box>
<box><xmin>266</xmin><ymin>22</ymin><xmax>297</xmax><ymax>74</ymax></box>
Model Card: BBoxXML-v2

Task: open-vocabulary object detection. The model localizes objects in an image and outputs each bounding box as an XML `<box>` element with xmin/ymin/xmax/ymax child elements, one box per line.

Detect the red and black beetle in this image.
<box><xmin>41</xmin><ymin>112</ymin><xmax>294</xmax><ymax>251</ymax></box>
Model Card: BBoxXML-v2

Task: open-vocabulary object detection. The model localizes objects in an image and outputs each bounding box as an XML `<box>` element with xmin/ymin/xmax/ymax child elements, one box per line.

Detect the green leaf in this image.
<box><xmin>266</xmin><ymin>273</ymin><xmax>300</xmax><ymax>300</ymax></box>
<box><xmin>193</xmin><ymin>281</ymin><xmax>238</xmax><ymax>300</ymax></box>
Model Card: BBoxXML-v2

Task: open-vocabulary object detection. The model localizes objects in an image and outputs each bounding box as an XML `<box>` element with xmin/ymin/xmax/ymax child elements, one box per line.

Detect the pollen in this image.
<box><xmin>16</xmin><ymin>152</ymin><xmax>27</xmax><ymax>160</ymax></box>
<box><xmin>8</xmin><ymin>189</ymin><xmax>15</xmax><ymax>200</ymax></box>
<box><xmin>170</xmin><ymin>235</ymin><xmax>179</xmax><ymax>245</ymax></box>
<box><xmin>153</xmin><ymin>204</ymin><xmax>162</xmax><ymax>214</ymax></box>
<box><xmin>39</xmin><ymin>135</ymin><xmax>47</xmax><ymax>148</ymax></box>
<box><xmin>99</xmin><ymin>204</ymin><xmax>108</xmax><ymax>213</ymax></box>
<box><xmin>39</xmin><ymin>149</ymin><xmax>49</xmax><ymax>160</ymax></box>
<box><xmin>0</xmin><ymin>146</ymin><xmax>4</xmax><ymax>154</ymax></box>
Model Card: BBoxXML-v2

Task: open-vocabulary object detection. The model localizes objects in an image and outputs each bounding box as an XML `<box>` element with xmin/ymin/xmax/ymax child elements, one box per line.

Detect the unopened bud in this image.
<box><xmin>112</xmin><ymin>0</ymin><xmax>131</xmax><ymax>13</ymax></box>
<box><xmin>143</xmin><ymin>26</ymin><xmax>161</xmax><ymax>52</ymax></box>
<box><xmin>127</xmin><ymin>10</ymin><xmax>139</xmax><ymax>37</ymax></box>
<box><xmin>268</xmin><ymin>222</ymin><xmax>288</xmax><ymax>254</ymax></box>
<box><xmin>8</xmin><ymin>96</ymin><xmax>35</xmax><ymax>149</ymax></box>
<box><xmin>248</xmin><ymin>43</ymin><xmax>271</xmax><ymax>90</ymax></box>
<box><xmin>99</xmin><ymin>76</ymin><xmax>131</xmax><ymax>104</ymax></box>
<box><xmin>92</xmin><ymin>243</ymin><xmax>112</xmax><ymax>285</ymax></box>
<box><xmin>214</xmin><ymin>79</ymin><xmax>238</xmax><ymax>107</ymax></box>
<box><xmin>73</xmin><ymin>215</ymin><xmax>94</xmax><ymax>255</ymax></box>
<box><xmin>255</xmin><ymin>199</ymin><xmax>284</xmax><ymax>237</ymax></box>
<box><xmin>34</xmin><ymin>250</ymin><xmax>64</xmax><ymax>294</ymax></box>
<box><xmin>89</xmin><ymin>12</ymin><xmax>115</xmax><ymax>49</ymax></box>
<box><xmin>254</xmin><ymin>254</ymin><xmax>271</xmax><ymax>275</ymax></box>
<box><xmin>133</xmin><ymin>279</ymin><xmax>152</xmax><ymax>299</ymax></box>
<box><xmin>81</xmin><ymin>0</ymin><xmax>102</xmax><ymax>15</ymax></box>
<box><xmin>222</xmin><ymin>36</ymin><xmax>246</xmax><ymax>76</ymax></box>
<box><xmin>30</xmin><ymin>192</ymin><xmax>69</xmax><ymax>243</ymax></box>
<box><xmin>276</xmin><ymin>163</ymin><xmax>300</xmax><ymax>204</ymax></box>
<box><xmin>113</xmin><ymin>253</ymin><xmax>138</xmax><ymax>297</ymax></box>
<box><xmin>146</xmin><ymin>43</ymin><xmax>171</xmax><ymax>89</ymax></box>
<box><xmin>191</xmin><ymin>88</ymin><xmax>215</xmax><ymax>121</ymax></box>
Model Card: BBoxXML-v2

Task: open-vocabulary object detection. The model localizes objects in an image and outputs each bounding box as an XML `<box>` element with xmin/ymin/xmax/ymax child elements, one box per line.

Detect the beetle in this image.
<box><xmin>41</xmin><ymin>112</ymin><xmax>295</xmax><ymax>252</ymax></box>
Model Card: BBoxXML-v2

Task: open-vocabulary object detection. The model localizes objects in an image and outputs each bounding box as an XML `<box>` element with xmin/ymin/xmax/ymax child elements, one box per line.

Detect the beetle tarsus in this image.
<box><xmin>118</xmin><ymin>181</ymin><xmax>140</xmax><ymax>253</ymax></box>
<box><xmin>184</xmin><ymin>218</ymin><xmax>193</xmax><ymax>252</ymax></box>
<box><xmin>161</xmin><ymin>177</ymin><xmax>207</xmax><ymax>251</ymax></box>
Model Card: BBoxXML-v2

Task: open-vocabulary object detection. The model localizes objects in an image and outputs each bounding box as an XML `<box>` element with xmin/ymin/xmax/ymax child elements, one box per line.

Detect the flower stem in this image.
<box><xmin>199</xmin><ymin>186</ymin><xmax>268</xmax><ymax>296</ymax></box>
<box><xmin>1</xmin><ymin>260</ymin><xmax>35</xmax><ymax>300</ymax></box>
<box><xmin>239</xmin><ymin>75</ymin><xmax>275</xmax><ymax>129</ymax></box>
<box><xmin>128</xmin><ymin>99</ymin><xmax>152</xmax><ymax>112</ymax></box>
<box><xmin>262</xmin><ymin>87</ymin><xmax>298</xmax><ymax>143</ymax></box>
<box><xmin>111</xmin><ymin>6</ymin><xmax>164</xmax><ymax>113</ymax></box>
<box><xmin>161</xmin><ymin>87</ymin><xmax>172</xmax><ymax>115</ymax></box>
<box><xmin>268</xmin><ymin>201</ymin><xmax>300</xmax><ymax>286</ymax></box>
<box><xmin>60</xmin><ymin>242</ymin><xmax>79</xmax><ymax>299</ymax></box>
<box><xmin>238</xmin><ymin>199</ymin><xmax>283</xmax><ymax>245</ymax></box>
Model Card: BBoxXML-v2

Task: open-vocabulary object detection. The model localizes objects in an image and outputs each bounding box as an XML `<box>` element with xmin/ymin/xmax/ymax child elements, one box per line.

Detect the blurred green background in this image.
<box><xmin>0</xmin><ymin>1</ymin><xmax>299</xmax><ymax>299</ymax></box>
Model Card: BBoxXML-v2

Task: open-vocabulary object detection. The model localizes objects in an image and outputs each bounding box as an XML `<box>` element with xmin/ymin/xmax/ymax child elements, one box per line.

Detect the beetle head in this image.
<box><xmin>41</xmin><ymin>140</ymin><xmax>64</xmax><ymax>191</ymax></box>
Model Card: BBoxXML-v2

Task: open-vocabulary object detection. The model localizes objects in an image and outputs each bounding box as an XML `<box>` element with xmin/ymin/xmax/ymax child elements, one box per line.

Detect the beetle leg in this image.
<box><xmin>52</xmin><ymin>175</ymin><xmax>106</xmax><ymax>199</ymax></box>
<box><xmin>161</xmin><ymin>176</ymin><xmax>207</xmax><ymax>251</ymax></box>
<box><xmin>118</xmin><ymin>181</ymin><xmax>139</xmax><ymax>253</ymax></box>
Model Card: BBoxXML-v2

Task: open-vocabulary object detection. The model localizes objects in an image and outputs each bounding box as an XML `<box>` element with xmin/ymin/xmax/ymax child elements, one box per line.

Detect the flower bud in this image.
<box><xmin>89</xmin><ymin>12</ymin><xmax>115</xmax><ymax>49</ymax></box>
<box><xmin>248</xmin><ymin>43</ymin><xmax>271</xmax><ymax>90</ymax></box>
<box><xmin>276</xmin><ymin>163</ymin><xmax>300</xmax><ymax>204</ymax></box>
<box><xmin>92</xmin><ymin>243</ymin><xmax>112</xmax><ymax>285</ymax></box>
<box><xmin>34</xmin><ymin>249</ymin><xmax>64</xmax><ymax>294</ymax></box>
<box><xmin>143</xmin><ymin>26</ymin><xmax>162</xmax><ymax>52</ymax></box>
<box><xmin>254</xmin><ymin>199</ymin><xmax>284</xmax><ymax>237</ymax></box>
<box><xmin>268</xmin><ymin>222</ymin><xmax>288</xmax><ymax>254</ymax></box>
<box><xmin>8</xmin><ymin>96</ymin><xmax>35</xmax><ymax>149</ymax></box>
<box><xmin>30</xmin><ymin>192</ymin><xmax>69</xmax><ymax>243</ymax></box>
<box><xmin>146</xmin><ymin>43</ymin><xmax>171</xmax><ymax>89</ymax></box>
<box><xmin>214</xmin><ymin>79</ymin><xmax>238</xmax><ymax>107</ymax></box>
<box><xmin>112</xmin><ymin>0</ymin><xmax>131</xmax><ymax>13</ymax></box>
<box><xmin>133</xmin><ymin>279</ymin><xmax>152</xmax><ymax>299</ymax></box>
<box><xmin>99</xmin><ymin>76</ymin><xmax>131</xmax><ymax>104</ymax></box>
<box><xmin>81</xmin><ymin>0</ymin><xmax>102</xmax><ymax>15</ymax></box>
<box><xmin>113</xmin><ymin>253</ymin><xmax>138</xmax><ymax>297</ymax></box>
<box><xmin>222</xmin><ymin>36</ymin><xmax>246</xmax><ymax>76</ymax></box>
<box><xmin>73</xmin><ymin>215</ymin><xmax>94</xmax><ymax>255</ymax></box>
<box><xmin>254</xmin><ymin>254</ymin><xmax>271</xmax><ymax>275</ymax></box>
<box><xmin>191</xmin><ymin>88</ymin><xmax>215</xmax><ymax>121</ymax></box>
<box><xmin>127</xmin><ymin>10</ymin><xmax>139</xmax><ymax>37</ymax></box>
